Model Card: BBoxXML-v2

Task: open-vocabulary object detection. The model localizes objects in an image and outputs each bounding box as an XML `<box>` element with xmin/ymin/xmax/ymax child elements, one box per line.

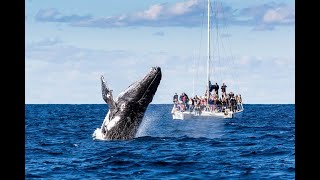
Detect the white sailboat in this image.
<box><xmin>171</xmin><ymin>0</ymin><xmax>244</xmax><ymax>120</ymax></box>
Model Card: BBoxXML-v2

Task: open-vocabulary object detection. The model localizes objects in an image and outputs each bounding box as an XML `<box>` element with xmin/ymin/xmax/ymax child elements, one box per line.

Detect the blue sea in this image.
<box><xmin>25</xmin><ymin>104</ymin><xmax>295</xmax><ymax>179</ymax></box>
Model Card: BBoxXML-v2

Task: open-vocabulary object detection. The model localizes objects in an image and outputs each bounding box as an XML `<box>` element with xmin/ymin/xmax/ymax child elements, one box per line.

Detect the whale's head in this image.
<box><xmin>116</xmin><ymin>66</ymin><xmax>162</xmax><ymax>109</ymax></box>
<box><xmin>98</xmin><ymin>67</ymin><xmax>162</xmax><ymax>140</ymax></box>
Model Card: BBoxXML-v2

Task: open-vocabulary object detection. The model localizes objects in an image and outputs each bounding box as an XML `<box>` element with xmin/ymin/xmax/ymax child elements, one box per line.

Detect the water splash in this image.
<box><xmin>92</xmin><ymin>128</ymin><xmax>106</xmax><ymax>141</ymax></box>
<box><xmin>135</xmin><ymin>116</ymin><xmax>154</xmax><ymax>138</ymax></box>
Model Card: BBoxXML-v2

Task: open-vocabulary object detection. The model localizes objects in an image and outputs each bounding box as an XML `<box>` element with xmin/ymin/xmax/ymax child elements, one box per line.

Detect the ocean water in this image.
<box><xmin>25</xmin><ymin>104</ymin><xmax>295</xmax><ymax>179</ymax></box>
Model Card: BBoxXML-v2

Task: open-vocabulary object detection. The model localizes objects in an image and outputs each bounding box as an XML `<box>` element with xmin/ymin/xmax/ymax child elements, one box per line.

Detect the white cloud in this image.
<box><xmin>34</xmin><ymin>1</ymin><xmax>294</xmax><ymax>31</ymax></box>
<box><xmin>169</xmin><ymin>0</ymin><xmax>199</xmax><ymax>15</ymax></box>
<box><xmin>137</xmin><ymin>4</ymin><xmax>164</xmax><ymax>20</ymax></box>
<box><xmin>263</xmin><ymin>6</ymin><xmax>295</xmax><ymax>24</ymax></box>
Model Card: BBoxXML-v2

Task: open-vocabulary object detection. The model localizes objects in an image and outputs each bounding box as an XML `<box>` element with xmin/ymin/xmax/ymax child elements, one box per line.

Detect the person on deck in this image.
<box><xmin>183</xmin><ymin>93</ymin><xmax>189</xmax><ymax>110</ymax></box>
<box><xmin>173</xmin><ymin>93</ymin><xmax>178</xmax><ymax>107</ymax></box>
<box><xmin>208</xmin><ymin>81</ymin><xmax>214</xmax><ymax>93</ymax></box>
<box><xmin>221</xmin><ymin>83</ymin><xmax>227</xmax><ymax>97</ymax></box>
<box><xmin>188</xmin><ymin>98</ymin><xmax>194</xmax><ymax>112</ymax></box>
<box><xmin>195</xmin><ymin>98</ymin><xmax>201</xmax><ymax>115</ymax></box>
<box><xmin>214</xmin><ymin>83</ymin><xmax>219</xmax><ymax>96</ymax></box>
<box><xmin>230</xmin><ymin>97</ymin><xmax>237</xmax><ymax>112</ymax></box>
<box><xmin>208</xmin><ymin>96</ymin><xmax>214</xmax><ymax>112</ymax></box>
<box><xmin>179</xmin><ymin>93</ymin><xmax>184</xmax><ymax>102</ymax></box>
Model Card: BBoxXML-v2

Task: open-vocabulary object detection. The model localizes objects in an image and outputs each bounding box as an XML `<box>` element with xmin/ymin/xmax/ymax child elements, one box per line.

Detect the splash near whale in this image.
<box><xmin>93</xmin><ymin>67</ymin><xmax>162</xmax><ymax>140</ymax></box>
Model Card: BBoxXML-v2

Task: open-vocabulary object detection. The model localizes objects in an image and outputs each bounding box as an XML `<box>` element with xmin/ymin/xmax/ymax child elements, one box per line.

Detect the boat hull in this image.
<box><xmin>171</xmin><ymin>106</ymin><xmax>243</xmax><ymax>120</ymax></box>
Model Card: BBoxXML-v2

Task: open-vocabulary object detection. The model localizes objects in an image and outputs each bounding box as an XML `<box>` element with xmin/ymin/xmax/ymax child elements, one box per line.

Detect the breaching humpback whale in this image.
<box><xmin>93</xmin><ymin>67</ymin><xmax>162</xmax><ymax>140</ymax></box>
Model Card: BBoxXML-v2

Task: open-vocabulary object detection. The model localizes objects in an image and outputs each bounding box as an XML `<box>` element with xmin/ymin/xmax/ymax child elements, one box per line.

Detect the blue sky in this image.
<box><xmin>25</xmin><ymin>0</ymin><xmax>295</xmax><ymax>104</ymax></box>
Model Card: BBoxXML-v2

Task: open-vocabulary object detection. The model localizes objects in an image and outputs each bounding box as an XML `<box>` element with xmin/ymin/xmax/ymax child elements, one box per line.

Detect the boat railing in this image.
<box><xmin>173</xmin><ymin>102</ymin><xmax>243</xmax><ymax>113</ymax></box>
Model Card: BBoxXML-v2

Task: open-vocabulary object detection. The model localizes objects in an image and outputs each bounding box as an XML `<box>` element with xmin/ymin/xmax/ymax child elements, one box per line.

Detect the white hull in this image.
<box><xmin>171</xmin><ymin>105</ymin><xmax>244</xmax><ymax>120</ymax></box>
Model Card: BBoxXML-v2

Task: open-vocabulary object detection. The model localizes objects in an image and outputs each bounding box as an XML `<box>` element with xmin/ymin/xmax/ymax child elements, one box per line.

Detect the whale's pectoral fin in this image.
<box><xmin>101</xmin><ymin>75</ymin><xmax>117</xmax><ymax>111</ymax></box>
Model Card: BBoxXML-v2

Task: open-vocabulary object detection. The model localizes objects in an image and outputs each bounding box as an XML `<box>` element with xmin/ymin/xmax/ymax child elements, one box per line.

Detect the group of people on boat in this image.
<box><xmin>172</xmin><ymin>82</ymin><xmax>243</xmax><ymax>114</ymax></box>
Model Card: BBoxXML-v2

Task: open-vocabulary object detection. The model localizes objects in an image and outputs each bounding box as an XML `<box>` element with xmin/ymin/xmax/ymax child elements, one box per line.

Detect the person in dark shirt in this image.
<box><xmin>209</xmin><ymin>81</ymin><xmax>214</xmax><ymax>92</ymax></box>
<box><xmin>179</xmin><ymin>93</ymin><xmax>184</xmax><ymax>101</ymax></box>
<box><xmin>214</xmin><ymin>83</ymin><xmax>219</xmax><ymax>96</ymax></box>
<box><xmin>221</xmin><ymin>83</ymin><xmax>227</xmax><ymax>96</ymax></box>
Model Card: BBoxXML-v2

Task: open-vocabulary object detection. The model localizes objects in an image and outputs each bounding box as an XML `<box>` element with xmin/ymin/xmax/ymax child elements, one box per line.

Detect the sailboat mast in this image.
<box><xmin>207</xmin><ymin>0</ymin><xmax>211</xmax><ymax>96</ymax></box>
<box><xmin>207</xmin><ymin>1</ymin><xmax>210</xmax><ymax>90</ymax></box>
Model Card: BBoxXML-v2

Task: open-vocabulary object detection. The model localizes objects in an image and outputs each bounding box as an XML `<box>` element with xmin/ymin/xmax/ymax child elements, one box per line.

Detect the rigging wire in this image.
<box><xmin>193</xmin><ymin>0</ymin><xmax>241</xmax><ymax>97</ymax></box>
<box><xmin>209</xmin><ymin>0</ymin><xmax>241</xmax><ymax>95</ymax></box>
<box><xmin>217</xmin><ymin>0</ymin><xmax>241</xmax><ymax>94</ymax></box>
<box><xmin>194</xmin><ymin>0</ymin><xmax>206</xmax><ymax>97</ymax></box>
